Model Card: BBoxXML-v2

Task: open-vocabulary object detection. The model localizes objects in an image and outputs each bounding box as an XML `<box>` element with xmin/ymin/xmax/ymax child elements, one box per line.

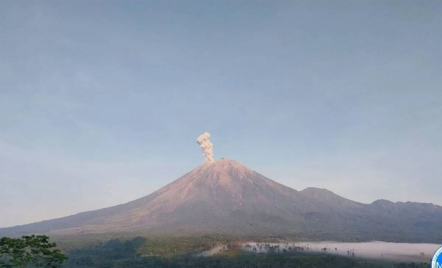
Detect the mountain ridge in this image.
<box><xmin>2</xmin><ymin>159</ymin><xmax>441</xmax><ymax>243</ymax></box>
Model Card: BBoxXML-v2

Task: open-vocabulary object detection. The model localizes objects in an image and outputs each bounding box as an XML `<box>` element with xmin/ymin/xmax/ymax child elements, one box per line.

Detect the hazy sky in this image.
<box><xmin>1</xmin><ymin>1</ymin><xmax>441</xmax><ymax>228</ymax></box>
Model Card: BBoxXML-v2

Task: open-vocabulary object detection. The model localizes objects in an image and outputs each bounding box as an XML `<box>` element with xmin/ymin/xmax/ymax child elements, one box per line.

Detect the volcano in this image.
<box><xmin>1</xmin><ymin>159</ymin><xmax>442</xmax><ymax>242</ymax></box>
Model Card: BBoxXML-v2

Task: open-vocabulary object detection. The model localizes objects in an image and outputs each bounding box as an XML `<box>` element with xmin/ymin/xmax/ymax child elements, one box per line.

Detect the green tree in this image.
<box><xmin>0</xmin><ymin>235</ymin><xmax>67</xmax><ymax>268</ymax></box>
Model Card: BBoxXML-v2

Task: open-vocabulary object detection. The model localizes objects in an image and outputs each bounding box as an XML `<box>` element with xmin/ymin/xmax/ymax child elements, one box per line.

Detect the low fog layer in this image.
<box><xmin>199</xmin><ymin>241</ymin><xmax>439</xmax><ymax>263</ymax></box>
<box><xmin>243</xmin><ymin>242</ymin><xmax>439</xmax><ymax>263</ymax></box>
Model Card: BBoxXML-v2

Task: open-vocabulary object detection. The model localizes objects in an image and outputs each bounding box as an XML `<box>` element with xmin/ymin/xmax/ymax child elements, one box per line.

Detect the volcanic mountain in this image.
<box><xmin>2</xmin><ymin>159</ymin><xmax>442</xmax><ymax>242</ymax></box>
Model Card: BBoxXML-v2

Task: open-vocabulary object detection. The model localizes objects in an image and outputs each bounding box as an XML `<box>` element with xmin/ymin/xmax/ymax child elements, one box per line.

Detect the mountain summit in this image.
<box><xmin>1</xmin><ymin>159</ymin><xmax>442</xmax><ymax>242</ymax></box>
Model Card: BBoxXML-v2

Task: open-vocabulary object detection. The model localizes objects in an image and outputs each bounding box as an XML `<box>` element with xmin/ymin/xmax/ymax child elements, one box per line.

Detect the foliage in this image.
<box><xmin>0</xmin><ymin>235</ymin><xmax>67</xmax><ymax>268</ymax></box>
<box><xmin>62</xmin><ymin>237</ymin><xmax>431</xmax><ymax>268</ymax></box>
<box><xmin>138</xmin><ymin>235</ymin><xmax>231</xmax><ymax>256</ymax></box>
<box><xmin>53</xmin><ymin>233</ymin><xmax>232</xmax><ymax>256</ymax></box>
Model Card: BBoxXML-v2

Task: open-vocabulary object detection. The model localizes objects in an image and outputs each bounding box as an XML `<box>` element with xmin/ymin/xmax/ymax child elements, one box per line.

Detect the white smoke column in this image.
<box><xmin>197</xmin><ymin>132</ymin><xmax>215</xmax><ymax>163</ymax></box>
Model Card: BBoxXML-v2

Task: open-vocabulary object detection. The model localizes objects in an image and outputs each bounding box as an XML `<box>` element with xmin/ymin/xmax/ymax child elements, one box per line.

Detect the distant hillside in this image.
<box><xmin>1</xmin><ymin>159</ymin><xmax>441</xmax><ymax>243</ymax></box>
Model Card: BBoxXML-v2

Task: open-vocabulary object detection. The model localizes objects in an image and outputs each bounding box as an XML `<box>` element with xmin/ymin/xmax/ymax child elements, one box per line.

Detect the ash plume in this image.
<box><xmin>197</xmin><ymin>132</ymin><xmax>214</xmax><ymax>163</ymax></box>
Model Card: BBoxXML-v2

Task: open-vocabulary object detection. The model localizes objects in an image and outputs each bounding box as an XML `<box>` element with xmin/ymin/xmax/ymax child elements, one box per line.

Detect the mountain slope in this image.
<box><xmin>1</xmin><ymin>159</ymin><xmax>441</xmax><ymax>242</ymax></box>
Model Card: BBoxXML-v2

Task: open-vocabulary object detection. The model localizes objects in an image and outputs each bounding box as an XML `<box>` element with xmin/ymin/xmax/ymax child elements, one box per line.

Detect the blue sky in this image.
<box><xmin>0</xmin><ymin>1</ymin><xmax>441</xmax><ymax>228</ymax></box>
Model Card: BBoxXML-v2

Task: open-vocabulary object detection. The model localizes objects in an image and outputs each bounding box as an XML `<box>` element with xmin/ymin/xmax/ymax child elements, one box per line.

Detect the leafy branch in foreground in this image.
<box><xmin>0</xmin><ymin>235</ymin><xmax>67</xmax><ymax>268</ymax></box>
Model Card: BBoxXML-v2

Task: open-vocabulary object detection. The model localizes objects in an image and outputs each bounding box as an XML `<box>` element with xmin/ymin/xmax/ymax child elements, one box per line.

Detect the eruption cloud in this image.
<box><xmin>197</xmin><ymin>132</ymin><xmax>215</xmax><ymax>163</ymax></box>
